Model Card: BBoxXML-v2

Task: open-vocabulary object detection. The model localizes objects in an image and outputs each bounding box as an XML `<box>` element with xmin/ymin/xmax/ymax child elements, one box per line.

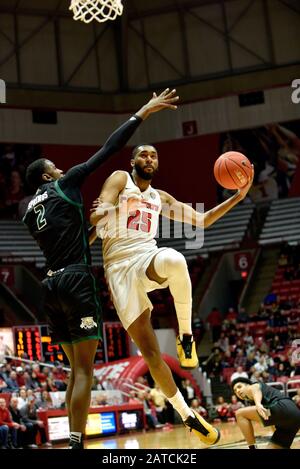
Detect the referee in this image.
<box><xmin>23</xmin><ymin>89</ymin><xmax>178</xmax><ymax>449</ymax></box>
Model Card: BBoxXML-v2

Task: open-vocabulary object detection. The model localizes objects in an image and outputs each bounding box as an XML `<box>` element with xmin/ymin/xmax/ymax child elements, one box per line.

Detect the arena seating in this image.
<box><xmin>259</xmin><ymin>197</ymin><xmax>300</xmax><ymax>245</ymax></box>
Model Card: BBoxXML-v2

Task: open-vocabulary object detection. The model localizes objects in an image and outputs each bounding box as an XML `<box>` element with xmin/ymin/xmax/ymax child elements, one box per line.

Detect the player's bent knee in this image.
<box><xmin>155</xmin><ymin>248</ymin><xmax>188</xmax><ymax>278</ymax></box>
<box><xmin>235</xmin><ymin>408</ymin><xmax>245</xmax><ymax>419</ymax></box>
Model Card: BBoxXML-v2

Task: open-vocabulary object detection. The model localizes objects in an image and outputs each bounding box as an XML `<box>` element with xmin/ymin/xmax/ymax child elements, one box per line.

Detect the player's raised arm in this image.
<box><xmin>60</xmin><ymin>89</ymin><xmax>179</xmax><ymax>189</ymax></box>
<box><xmin>159</xmin><ymin>165</ymin><xmax>254</xmax><ymax>228</ymax></box>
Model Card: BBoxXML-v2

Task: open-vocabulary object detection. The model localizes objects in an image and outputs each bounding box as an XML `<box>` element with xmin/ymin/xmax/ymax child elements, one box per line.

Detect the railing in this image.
<box><xmin>268</xmin><ymin>379</ymin><xmax>300</xmax><ymax>397</ymax></box>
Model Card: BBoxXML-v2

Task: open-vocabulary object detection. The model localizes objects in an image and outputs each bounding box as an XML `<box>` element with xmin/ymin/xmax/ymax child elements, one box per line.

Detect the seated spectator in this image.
<box><xmin>0</xmin><ymin>375</ymin><xmax>9</xmax><ymax>393</ymax></box>
<box><xmin>230</xmin><ymin>366</ymin><xmax>248</xmax><ymax>383</ymax></box>
<box><xmin>237</xmin><ymin>307</ymin><xmax>248</xmax><ymax>323</ymax></box>
<box><xmin>137</xmin><ymin>391</ymin><xmax>163</xmax><ymax>429</ymax></box>
<box><xmin>226</xmin><ymin>307</ymin><xmax>238</xmax><ymax>321</ymax></box>
<box><xmin>150</xmin><ymin>384</ymin><xmax>168</xmax><ymax>424</ymax></box>
<box><xmin>9</xmin><ymin>396</ymin><xmax>35</xmax><ymax>448</ymax></box>
<box><xmin>234</xmin><ymin>350</ymin><xmax>247</xmax><ymax>369</ymax></box>
<box><xmin>19</xmin><ymin>395</ymin><xmax>52</xmax><ymax>447</ymax></box>
<box><xmin>17</xmin><ymin>388</ymin><xmax>28</xmax><ymax>409</ymax></box>
<box><xmin>0</xmin><ymin>397</ymin><xmax>19</xmax><ymax>448</ymax></box>
<box><xmin>227</xmin><ymin>395</ymin><xmax>243</xmax><ymax>418</ymax></box>
<box><xmin>216</xmin><ymin>396</ymin><xmax>230</xmax><ymax>422</ymax></box>
<box><xmin>190</xmin><ymin>398</ymin><xmax>208</xmax><ymax>419</ymax></box>
<box><xmin>0</xmin><ymin>423</ymin><xmax>9</xmax><ymax>449</ymax></box>
<box><xmin>5</xmin><ymin>371</ymin><xmax>20</xmax><ymax>392</ymax></box>
<box><xmin>15</xmin><ymin>367</ymin><xmax>26</xmax><ymax>388</ymax></box>
<box><xmin>245</xmin><ymin>352</ymin><xmax>257</xmax><ymax>371</ymax></box>
<box><xmin>253</xmin><ymin>356</ymin><xmax>269</xmax><ymax>374</ymax></box>
<box><xmin>250</xmin><ymin>370</ymin><xmax>263</xmax><ymax>383</ymax></box>
<box><xmin>264</xmin><ymin>292</ymin><xmax>277</xmax><ymax>305</ymax></box>
<box><xmin>275</xmin><ymin>363</ymin><xmax>288</xmax><ymax>378</ymax></box>
<box><xmin>221</xmin><ymin>350</ymin><xmax>234</xmax><ymax>368</ymax></box>
<box><xmin>36</xmin><ymin>391</ymin><xmax>54</xmax><ymax>410</ymax></box>
<box><xmin>217</xmin><ymin>332</ymin><xmax>230</xmax><ymax>353</ymax></box>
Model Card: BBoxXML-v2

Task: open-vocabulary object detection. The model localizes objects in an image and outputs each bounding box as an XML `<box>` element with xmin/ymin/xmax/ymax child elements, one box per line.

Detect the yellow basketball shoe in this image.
<box><xmin>184</xmin><ymin>410</ymin><xmax>220</xmax><ymax>446</ymax></box>
<box><xmin>177</xmin><ymin>334</ymin><xmax>199</xmax><ymax>369</ymax></box>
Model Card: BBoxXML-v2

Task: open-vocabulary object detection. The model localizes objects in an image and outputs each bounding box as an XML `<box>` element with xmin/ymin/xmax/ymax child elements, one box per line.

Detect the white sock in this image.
<box><xmin>168</xmin><ymin>389</ymin><xmax>194</xmax><ymax>421</ymax></box>
<box><xmin>70</xmin><ymin>432</ymin><xmax>82</xmax><ymax>443</ymax></box>
<box><xmin>154</xmin><ymin>249</ymin><xmax>192</xmax><ymax>336</ymax></box>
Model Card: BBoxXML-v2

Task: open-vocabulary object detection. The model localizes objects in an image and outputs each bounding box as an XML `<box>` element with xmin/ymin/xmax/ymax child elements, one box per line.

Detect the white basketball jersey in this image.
<box><xmin>99</xmin><ymin>172</ymin><xmax>161</xmax><ymax>267</ymax></box>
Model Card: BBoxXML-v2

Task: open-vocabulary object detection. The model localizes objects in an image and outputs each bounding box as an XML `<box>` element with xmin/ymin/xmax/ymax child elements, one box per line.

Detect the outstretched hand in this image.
<box><xmin>255</xmin><ymin>403</ymin><xmax>269</xmax><ymax>421</ymax></box>
<box><xmin>136</xmin><ymin>88</ymin><xmax>179</xmax><ymax>120</ymax></box>
<box><xmin>237</xmin><ymin>164</ymin><xmax>254</xmax><ymax>200</ymax></box>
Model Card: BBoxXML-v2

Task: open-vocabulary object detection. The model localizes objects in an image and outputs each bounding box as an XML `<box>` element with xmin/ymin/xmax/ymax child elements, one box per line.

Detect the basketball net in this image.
<box><xmin>69</xmin><ymin>0</ymin><xmax>123</xmax><ymax>24</ymax></box>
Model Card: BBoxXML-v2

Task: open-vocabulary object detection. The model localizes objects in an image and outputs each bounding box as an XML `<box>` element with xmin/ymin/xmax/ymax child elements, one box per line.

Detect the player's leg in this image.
<box><xmin>235</xmin><ymin>407</ymin><xmax>261</xmax><ymax>448</ymax></box>
<box><xmin>61</xmin><ymin>343</ymin><xmax>75</xmax><ymax>431</ymax></box>
<box><xmin>146</xmin><ymin>248</ymin><xmax>198</xmax><ymax>368</ymax></box>
<box><xmin>68</xmin><ymin>339</ymin><xmax>98</xmax><ymax>449</ymax></box>
<box><xmin>127</xmin><ymin>311</ymin><xmax>219</xmax><ymax>445</ymax></box>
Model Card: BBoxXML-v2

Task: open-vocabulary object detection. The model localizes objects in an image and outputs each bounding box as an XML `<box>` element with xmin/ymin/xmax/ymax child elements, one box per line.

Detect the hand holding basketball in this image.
<box><xmin>214</xmin><ymin>151</ymin><xmax>253</xmax><ymax>189</ymax></box>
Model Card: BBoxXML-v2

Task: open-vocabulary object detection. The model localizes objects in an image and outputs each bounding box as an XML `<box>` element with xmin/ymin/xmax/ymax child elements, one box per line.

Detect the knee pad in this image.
<box><xmin>154</xmin><ymin>248</ymin><xmax>187</xmax><ymax>279</ymax></box>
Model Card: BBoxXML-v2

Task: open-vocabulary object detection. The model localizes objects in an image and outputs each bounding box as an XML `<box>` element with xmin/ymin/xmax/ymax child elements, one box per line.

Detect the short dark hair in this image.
<box><xmin>231</xmin><ymin>377</ymin><xmax>252</xmax><ymax>392</ymax></box>
<box><xmin>131</xmin><ymin>144</ymin><xmax>156</xmax><ymax>160</ymax></box>
<box><xmin>25</xmin><ymin>158</ymin><xmax>48</xmax><ymax>191</ymax></box>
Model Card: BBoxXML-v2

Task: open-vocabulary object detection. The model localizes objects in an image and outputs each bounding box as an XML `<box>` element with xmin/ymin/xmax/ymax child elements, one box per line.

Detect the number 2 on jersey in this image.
<box><xmin>127</xmin><ymin>210</ymin><xmax>152</xmax><ymax>233</ymax></box>
<box><xmin>34</xmin><ymin>204</ymin><xmax>47</xmax><ymax>230</ymax></box>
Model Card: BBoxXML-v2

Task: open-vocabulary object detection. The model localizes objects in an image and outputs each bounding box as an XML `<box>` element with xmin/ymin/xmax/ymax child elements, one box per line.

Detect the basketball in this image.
<box><xmin>214</xmin><ymin>151</ymin><xmax>252</xmax><ymax>190</ymax></box>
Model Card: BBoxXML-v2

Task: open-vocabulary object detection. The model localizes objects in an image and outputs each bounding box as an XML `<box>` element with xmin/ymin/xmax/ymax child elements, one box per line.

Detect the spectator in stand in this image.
<box><xmin>25</xmin><ymin>370</ymin><xmax>41</xmax><ymax>391</ymax></box>
<box><xmin>0</xmin><ymin>397</ymin><xmax>20</xmax><ymax>448</ymax></box>
<box><xmin>150</xmin><ymin>384</ymin><xmax>168</xmax><ymax>424</ymax></box>
<box><xmin>36</xmin><ymin>391</ymin><xmax>54</xmax><ymax>410</ymax></box>
<box><xmin>278</xmin><ymin>253</ymin><xmax>288</xmax><ymax>267</ymax></box>
<box><xmin>228</xmin><ymin>395</ymin><xmax>243</xmax><ymax>418</ymax></box>
<box><xmin>245</xmin><ymin>352</ymin><xmax>257</xmax><ymax>371</ymax></box>
<box><xmin>216</xmin><ymin>396</ymin><xmax>230</xmax><ymax>422</ymax></box>
<box><xmin>9</xmin><ymin>397</ymin><xmax>33</xmax><ymax>448</ymax></box>
<box><xmin>180</xmin><ymin>379</ymin><xmax>195</xmax><ymax>406</ymax></box>
<box><xmin>234</xmin><ymin>350</ymin><xmax>247</xmax><ymax>369</ymax></box>
<box><xmin>0</xmin><ymin>375</ymin><xmax>9</xmax><ymax>393</ymax></box>
<box><xmin>31</xmin><ymin>364</ymin><xmax>46</xmax><ymax>384</ymax></box>
<box><xmin>271</xmin><ymin>335</ymin><xmax>285</xmax><ymax>354</ymax></box>
<box><xmin>264</xmin><ymin>292</ymin><xmax>277</xmax><ymax>305</ymax></box>
<box><xmin>217</xmin><ymin>332</ymin><xmax>230</xmax><ymax>353</ymax></box>
<box><xmin>275</xmin><ymin>363</ymin><xmax>289</xmax><ymax>379</ymax></box>
<box><xmin>137</xmin><ymin>391</ymin><xmax>163</xmax><ymax>429</ymax></box>
<box><xmin>15</xmin><ymin>367</ymin><xmax>26</xmax><ymax>388</ymax></box>
<box><xmin>0</xmin><ymin>422</ymin><xmax>9</xmax><ymax>449</ymax></box>
<box><xmin>242</xmin><ymin>330</ymin><xmax>254</xmax><ymax>350</ymax></box>
<box><xmin>230</xmin><ymin>366</ymin><xmax>248</xmax><ymax>383</ymax></box>
<box><xmin>5</xmin><ymin>371</ymin><xmax>20</xmax><ymax>392</ymax></box>
<box><xmin>190</xmin><ymin>398</ymin><xmax>208</xmax><ymax>419</ymax></box>
<box><xmin>207</xmin><ymin>307</ymin><xmax>223</xmax><ymax>342</ymax></box>
<box><xmin>17</xmin><ymin>388</ymin><xmax>28</xmax><ymax>409</ymax></box>
<box><xmin>237</xmin><ymin>307</ymin><xmax>248</xmax><ymax>323</ymax></box>
<box><xmin>19</xmin><ymin>395</ymin><xmax>52</xmax><ymax>447</ymax></box>
<box><xmin>226</xmin><ymin>307</ymin><xmax>238</xmax><ymax>321</ymax></box>
<box><xmin>250</xmin><ymin>370</ymin><xmax>263</xmax><ymax>383</ymax></box>
<box><xmin>221</xmin><ymin>350</ymin><xmax>234</xmax><ymax>369</ymax></box>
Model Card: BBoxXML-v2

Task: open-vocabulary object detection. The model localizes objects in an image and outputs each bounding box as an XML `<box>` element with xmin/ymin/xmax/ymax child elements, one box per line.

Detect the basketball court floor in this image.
<box><xmin>56</xmin><ymin>422</ymin><xmax>300</xmax><ymax>450</ymax></box>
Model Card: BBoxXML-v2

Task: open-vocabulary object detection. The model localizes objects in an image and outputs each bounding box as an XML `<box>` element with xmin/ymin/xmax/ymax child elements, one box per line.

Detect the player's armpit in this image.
<box><xmin>90</xmin><ymin>171</ymin><xmax>127</xmax><ymax>226</ymax></box>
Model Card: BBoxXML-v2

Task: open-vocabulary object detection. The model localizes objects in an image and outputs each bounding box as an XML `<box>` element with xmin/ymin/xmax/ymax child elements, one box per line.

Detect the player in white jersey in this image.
<box><xmin>90</xmin><ymin>143</ymin><xmax>254</xmax><ymax>446</ymax></box>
